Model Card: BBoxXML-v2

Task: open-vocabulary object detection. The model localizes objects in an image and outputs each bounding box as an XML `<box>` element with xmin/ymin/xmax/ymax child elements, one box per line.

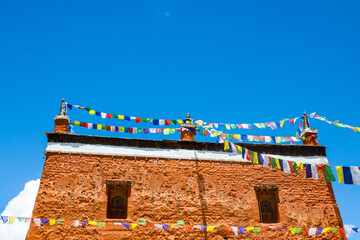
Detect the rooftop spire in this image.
<box><xmin>301</xmin><ymin>111</ymin><xmax>319</xmax><ymax>146</ymax></box>
<box><xmin>180</xmin><ymin>113</ymin><xmax>196</xmax><ymax>142</ymax></box>
<box><xmin>54</xmin><ymin>98</ymin><xmax>70</xmax><ymax>134</ymax></box>
<box><xmin>303</xmin><ymin>112</ymin><xmax>310</xmax><ymax>129</ymax></box>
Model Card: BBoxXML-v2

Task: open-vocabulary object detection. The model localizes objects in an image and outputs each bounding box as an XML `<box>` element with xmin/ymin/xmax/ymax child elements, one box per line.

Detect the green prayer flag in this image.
<box><xmin>281</xmin><ymin>137</ymin><xmax>286</xmax><ymax>142</ymax></box>
<box><xmin>177</xmin><ymin>220</ymin><xmax>185</xmax><ymax>226</ymax></box>
<box><xmin>85</xmin><ymin>107</ymin><xmax>91</xmax><ymax>111</ymax></box>
<box><xmin>137</xmin><ymin>218</ymin><xmax>146</xmax><ymax>225</ymax></box>
<box><xmin>113</xmin><ymin>114</ymin><xmax>118</xmax><ymax>118</ymax></box>
<box><xmin>102</xmin><ymin>125</ymin><xmax>106</xmax><ymax>130</ymax></box>
<box><xmin>56</xmin><ymin>219</ymin><xmax>65</xmax><ymax>223</ymax></box>
<box><xmin>18</xmin><ymin>217</ymin><xmax>25</xmax><ymax>222</ymax></box>
<box><xmin>333</xmin><ymin>123</ymin><xmax>343</xmax><ymax>128</ymax></box>
<box><xmin>292</xmin><ymin>162</ymin><xmax>298</xmax><ymax>174</ymax></box>
<box><xmin>138</xmin><ymin>128</ymin><xmax>143</xmax><ymax>133</ymax></box>
<box><xmin>142</xmin><ymin>118</ymin><xmax>147</xmax><ymax>123</ymax></box>
<box><xmin>294</xmin><ymin>228</ymin><xmax>302</xmax><ymax>233</ymax></box>
<box><xmin>271</xmin><ymin>158</ymin><xmax>277</xmax><ymax>169</ymax></box>
<box><xmin>253</xmin><ymin>227</ymin><xmax>261</xmax><ymax>233</ymax></box>
<box><xmin>330</xmin><ymin>228</ymin><xmax>338</xmax><ymax>231</ymax></box>
<box><xmin>324</xmin><ymin>165</ymin><xmax>336</xmax><ymax>182</ymax></box>
<box><xmin>97</xmin><ymin>222</ymin><xmax>106</xmax><ymax>227</ymax></box>
<box><xmin>171</xmin><ymin>120</ymin><xmax>177</xmax><ymax>125</ymax></box>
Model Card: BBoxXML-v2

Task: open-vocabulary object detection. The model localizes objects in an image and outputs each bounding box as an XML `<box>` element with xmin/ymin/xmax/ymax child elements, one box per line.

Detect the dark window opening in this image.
<box><xmin>255</xmin><ymin>185</ymin><xmax>279</xmax><ymax>223</ymax></box>
<box><xmin>106</xmin><ymin>181</ymin><xmax>131</xmax><ymax>219</ymax></box>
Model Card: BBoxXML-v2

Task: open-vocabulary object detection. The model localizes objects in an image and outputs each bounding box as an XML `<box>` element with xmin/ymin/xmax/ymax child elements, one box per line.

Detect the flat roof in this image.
<box><xmin>46</xmin><ymin>133</ymin><xmax>327</xmax><ymax>157</ymax></box>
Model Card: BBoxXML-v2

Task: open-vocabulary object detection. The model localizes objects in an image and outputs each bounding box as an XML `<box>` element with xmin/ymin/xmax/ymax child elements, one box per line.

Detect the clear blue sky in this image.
<box><xmin>0</xmin><ymin>0</ymin><xmax>359</xmax><ymax>237</ymax></box>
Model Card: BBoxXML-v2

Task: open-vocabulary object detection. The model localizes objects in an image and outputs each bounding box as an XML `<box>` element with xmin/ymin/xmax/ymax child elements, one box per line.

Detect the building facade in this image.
<box><xmin>26</xmin><ymin>107</ymin><xmax>345</xmax><ymax>239</ymax></box>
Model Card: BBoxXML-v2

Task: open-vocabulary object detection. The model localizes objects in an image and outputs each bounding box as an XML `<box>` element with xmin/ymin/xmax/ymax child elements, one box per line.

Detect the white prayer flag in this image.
<box><xmin>101</xmin><ymin>112</ymin><xmax>107</xmax><ymax>119</ymax></box>
<box><xmin>231</xmin><ymin>227</ymin><xmax>239</xmax><ymax>236</ymax></box>
<box><xmin>351</xmin><ymin>166</ymin><xmax>360</xmax><ymax>185</ymax></box>
<box><xmin>33</xmin><ymin>218</ymin><xmax>41</xmax><ymax>227</ymax></box>
<box><xmin>311</xmin><ymin>165</ymin><xmax>318</xmax><ymax>180</ymax></box>
<box><xmin>308</xmin><ymin>228</ymin><xmax>317</xmax><ymax>236</ymax></box>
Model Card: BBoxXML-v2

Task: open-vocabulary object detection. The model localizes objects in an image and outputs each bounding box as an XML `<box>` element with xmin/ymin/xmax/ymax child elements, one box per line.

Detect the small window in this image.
<box><xmin>255</xmin><ymin>185</ymin><xmax>279</xmax><ymax>223</ymax></box>
<box><xmin>106</xmin><ymin>181</ymin><xmax>131</xmax><ymax>219</ymax></box>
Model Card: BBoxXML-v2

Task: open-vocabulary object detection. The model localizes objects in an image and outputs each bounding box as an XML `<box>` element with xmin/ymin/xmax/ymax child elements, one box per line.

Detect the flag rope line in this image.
<box><xmin>0</xmin><ymin>215</ymin><xmax>353</xmax><ymax>237</ymax></box>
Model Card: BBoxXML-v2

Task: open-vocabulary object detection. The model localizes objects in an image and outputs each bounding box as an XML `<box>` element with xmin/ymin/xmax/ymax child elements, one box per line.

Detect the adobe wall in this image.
<box><xmin>26</xmin><ymin>152</ymin><xmax>345</xmax><ymax>239</ymax></box>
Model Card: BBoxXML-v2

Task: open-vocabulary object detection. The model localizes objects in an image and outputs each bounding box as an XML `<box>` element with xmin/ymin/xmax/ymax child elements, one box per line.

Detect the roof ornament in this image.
<box><xmin>58</xmin><ymin>98</ymin><xmax>67</xmax><ymax>116</ymax></box>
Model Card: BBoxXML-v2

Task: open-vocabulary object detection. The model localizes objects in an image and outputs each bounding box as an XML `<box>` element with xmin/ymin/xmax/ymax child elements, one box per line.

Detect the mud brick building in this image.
<box><xmin>26</xmin><ymin>102</ymin><xmax>345</xmax><ymax>239</ymax></box>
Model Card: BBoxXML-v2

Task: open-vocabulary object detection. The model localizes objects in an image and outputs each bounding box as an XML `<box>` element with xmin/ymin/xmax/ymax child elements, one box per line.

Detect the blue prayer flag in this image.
<box><xmin>306</xmin><ymin>164</ymin><xmax>312</xmax><ymax>178</ymax></box>
<box><xmin>343</xmin><ymin>166</ymin><xmax>354</xmax><ymax>184</ymax></box>
<box><xmin>67</xmin><ymin>104</ymin><xmax>73</xmax><ymax>110</ymax></box>
<box><xmin>153</xmin><ymin>119</ymin><xmax>159</xmax><ymax>125</ymax></box>
<box><xmin>96</xmin><ymin>111</ymin><xmax>101</xmax><ymax>116</ymax></box>
<box><xmin>125</xmin><ymin>116</ymin><xmax>130</xmax><ymax>121</ymax></box>
<box><xmin>122</xmin><ymin>223</ymin><xmax>130</xmax><ymax>230</ymax></box>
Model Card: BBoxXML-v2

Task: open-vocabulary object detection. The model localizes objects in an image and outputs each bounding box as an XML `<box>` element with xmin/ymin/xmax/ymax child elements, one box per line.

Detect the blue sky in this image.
<box><xmin>0</xmin><ymin>0</ymin><xmax>359</xmax><ymax>237</ymax></box>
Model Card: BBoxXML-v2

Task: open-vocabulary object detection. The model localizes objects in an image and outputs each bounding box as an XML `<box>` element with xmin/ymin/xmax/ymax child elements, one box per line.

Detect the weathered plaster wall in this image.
<box><xmin>26</xmin><ymin>152</ymin><xmax>345</xmax><ymax>239</ymax></box>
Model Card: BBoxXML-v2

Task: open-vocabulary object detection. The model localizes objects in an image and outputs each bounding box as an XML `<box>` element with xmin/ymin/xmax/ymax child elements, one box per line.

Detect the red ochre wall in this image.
<box><xmin>26</xmin><ymin>152</ymin><xmax>345</xmax><ymax>239</ymax></box>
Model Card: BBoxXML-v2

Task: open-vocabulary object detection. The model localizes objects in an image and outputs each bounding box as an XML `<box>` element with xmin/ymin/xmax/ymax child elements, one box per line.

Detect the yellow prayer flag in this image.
<box><xmin>213</xmin><ymin>132</ymin><xmax>218</xmax><ymax>137</ymax></box>
<box><xmin>280</xmin><ymin>120</ymin><xmax>285</xmax><ymax>127</ymax></box>
<box><xmin>170</xmin><ymin>225</ymin><xmax>175</xmax><ymax>228</ymax></box>
<box><xmin>275</xmin><ymin>137</ymin><xmax>281</xmax><ymax>143</ymax></box>
<box><xmin>253</xmin><ymin>153</ymin><xmax>259</xmax><ymax>164</ymax></box>
<box><xmin>130</xmin><ymin>223</ymin><xmax>138</xmax><ymax>229</ymax></box>
<box><xmin>89</xmin><ymin>110</ymin><xmax>95</xmax><ymax>115</ymax></box>
<box><xmin>275</xmin><ymin>158</ymin><xmax>281</xmax><ymax>169</ymax></box>
<box><xmin>119</xmin><ymin>127</ymin><xmax>124</xmax><ymax>132</ymax></box>
<box><xmin>335</xmin><ymin>166</ymin><xmax>344</xmax><ymax>183</ymax></box>
<box><xmin>49</xmin><ymin>219</ymin><xmax>56</xmax><ymax>226</ymax></box>
<box><xmin>225</xmin><ymin>124</ymin><xmax>230</xmax><ymax>130</ymax></box>
<box><xmin>88</xmin><ymin>221</ymin><xmax>97</xmax><ymax>226</ymax></box>
<box><xmin>148</xmin><ymin>119</ymin><xmax>153</xmax><ymax>122</ymax></box>
<box><xmin>234</xmin><ymin>134</ymin><xmax>240</xmax><ymax>139</ymax></box>
<box><xmin>296</xmin><ymin>162</ymin><xmax>304</xmax><ymax>170</ymax></box>
<box><xmin>74</xmin><ymin>121</ymin><xmax>80</xmax><ymax>126</ymax></box>
<box><xmin>206</xmin><ymin>226</ymin><xmax>215</xmax><ymax>231</ymax></box>
<box><xmin>224</xmin><ymin>140</ymin><xmax>229</xmax><ymax>151</ymax></box>
<box><xmin>254</xmin><ymin>123</ymin><xmax>261</xmax><ymax>128</ymax></box>
<box><xmin>177</xmin><ymin>120</ymin><xmax>183</xmax><ymax>124</ymax></box>
<box><xmin>9</xmin><ymin>217</ymin><xmax>16</xmax><ymax>224</ymax></box>
<box><xmin>289</xmin><ymin>228</ymin><xmax>295</xmax><ymax>234</ymax></box>
<box><xmin>118</xmin><ymin>115</ymin><xmax>124</xmax><ymax>120</ymax></box>
<box><xmin>322</xmin><ymin>228</ymin><xmax>331</xmax><ymax>234</ymax></box>
<box><xmin>164</xmin><ymin>129</ymin><xmax>170</xmax><ymax>135</ymax></box>
<box><xmin>246</xmin><ymin>227</ymin><xmax>254</xmax><ymax>231</ymax></box>
<box><xmin>97</xmin><ymin>124</ymin><xmax>102</xmax><ymax>130</ymax></box>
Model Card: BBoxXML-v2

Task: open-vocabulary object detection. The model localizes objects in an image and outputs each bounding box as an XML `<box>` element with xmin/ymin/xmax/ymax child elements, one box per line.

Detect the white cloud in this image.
<box><xmin>0</xmin><ymin>179</ymin><xmax>40</xmax><ymax>240</ymax></box>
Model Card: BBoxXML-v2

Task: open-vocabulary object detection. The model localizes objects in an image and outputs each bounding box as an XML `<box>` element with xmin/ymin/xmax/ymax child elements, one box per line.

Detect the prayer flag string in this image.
<box><xmin>0</xmin><ymin>215</ymin><xmax>351</xmax><ymax>237</ymax></box>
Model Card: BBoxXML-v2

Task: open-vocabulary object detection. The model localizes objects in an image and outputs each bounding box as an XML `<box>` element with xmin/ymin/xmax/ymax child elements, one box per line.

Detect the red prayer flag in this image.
<box><xmin>157</xmin><ymin>128</ymin><xmax>162</xmax><ymax>133</ymax></box>
<box><xmin>304</xmin><ymin>228</ymin><xmax>310</xmax><ymax>235</ymax></box>
<box><xmin>136</xmin><ymin>118</ymin><xmax>141</xmax><ymax>123</ymax></box>
<box><xmin>106</xmin><ymin>125</ymin><xmax>111</xmax><ymax>131</ymax></box>
<box><xmin>288</xmin><ymin>161</ymin><xmax>296</xmax><ymax>173</ymax></box>
<box><xmin>165</xmin><ymin>120</ymin><xmax>171</xmax><ymax>125</ymax></box>
<box><xmin>185</xmin><ymin>225</ymin><xmax>193</xmax><ymax>230</ymax></box>
<box><xmin>289</xmin><ymin>118</ymin><xmax>295</xmax><ymax>124</ymax></box>
<box><xmin>80</xmin><ymin>121</ymin><xmax>85</xmax><ymax>127</ymax></box>
<box><xmin>107</xmin><ymin>114</ymin><xmax>112</xmax><ymax>119</ymax></box>
<box><xmin>285</xmin><ymin>137</ymin><xmax>291</xmax><ymax>141</ymax></box>
<box><xmin>261</xmin><ymin>227</ymin><xmax>268</xmax><ymax>232</ymax></box>
<box><xmin>64</xmin><ymin>220</ymin><xmax>72</xmax><ymax>225</ymax></box>
<box><xmin>25</xmin><ymin>218</ymin><xmax>31</xmax><ymax>223</ymax></box>
<box><xmin>246</xmin><ymin>150</ymin><xmax>252</xmax><ymax>161</ymax></box>
<box><xmin>129</xmin><ymin>128</ymin><xmax>133</xmax><ymax>134</ymax></box>
<box><xmin>265</xmin><ymin>122</ymin><xmax>271</xmax><ymax>127</ymax></box>
<box><xmin>236</xmin><ymin>124</ymin><xmax>242</xmax><ymax>129</ymax></box>
<box><xmin>338</xmin><ymin>228</ymin><xmax>345</xmax><ymax>237</ymax></box>
<box><xmin>84</xmin><ymin>122</ymin><xmax>88</xmax><ymax>128</ymax></box>
<box><xmin>259</xmin><ymin>136</ymin><xmax>265</xmax><ymax>142</ymax></box>
<box><xmin>148</xmin><ymin>223</ymin><xmax>154</xmax><ymax>227</ymax></box>
<box><xmin>106</xmin><ymin>222</ymin><xmax>114</xmax><ymax>226</ymax></box>
<box><xmin>223</xmin><ymin>226</ymin><xmax>231</xmax><ymax>233</ymax></box>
